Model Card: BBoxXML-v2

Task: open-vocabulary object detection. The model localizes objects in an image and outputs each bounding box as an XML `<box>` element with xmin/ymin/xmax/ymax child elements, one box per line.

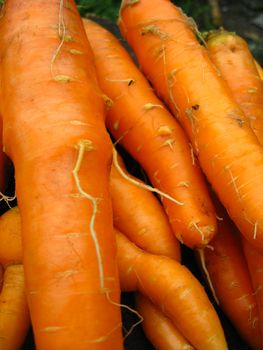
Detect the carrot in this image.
<box><xmin>110</xmin><ymin>151</ymin><xmax>180</xmax><ymax>260</ymax></box>
<box><xmin>0</xmin><ymin>207</ymin><xmax>22</xmax><ymax>265</ymax></box>
<box><xmin>242</xmin><ymin>238</ymin><xmax>263</xmax><ymax>346</ymax></box>
<box><xmin>119</xmin><ymin>0</ymin><xmax>263</xmax><ymax>250</ymax></box>
<box><xmin>0</xmin><ymin>265</ymin><xmax>30</xmax><ymax>350</ymax></box>
<box><xmin>0</xmin><ymin>209</ymin><xmax>29</xmax><ymax>350</ymax></box>
<box><xmin>199</xmin><ymin>199</ymin><xmax>261</xmax><ymax>350</ymax></box>
<box><xmin>254</xmin><ymin>60</ymin><xmax>263</xmax><ymax>80</ymax></box>
<box><xmin>115</xmin><ymin>228</ymin><xmax>228</xmax><ymax>350</ymax></box>
<box><xmin>84</xmin><ymin>19</ymin><xmax>217</xmax><ymax>249</ymax></box>
<box><xmin>136</xmin><ymin>293</ymin><xmax>194</xmax><ymax>350</ymax></box>
<box><xmin>205</xmin><ymin>29</ymin><xmax>263</xmax><ymax>144</ymax></box>
<box><xmin>0</xmin><ymin>1</ymin><xmax>123</xmax><ymax>349</ymax></box>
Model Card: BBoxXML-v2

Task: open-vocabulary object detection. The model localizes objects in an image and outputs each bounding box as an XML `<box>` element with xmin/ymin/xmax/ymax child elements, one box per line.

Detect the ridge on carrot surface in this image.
<box><xmin>0</xmin><ymin>1</ymin><xmax>123</xmax><ymax>349</ymax></box>
<box><xmin>118</xmin><ymin>0</ymin><xmax>263</xmax><ymax>251</ymax></box>
<box><xmin>84</xmin><ymin>18</ymin><xmax>217</xmax><ymax>249</ymax></box>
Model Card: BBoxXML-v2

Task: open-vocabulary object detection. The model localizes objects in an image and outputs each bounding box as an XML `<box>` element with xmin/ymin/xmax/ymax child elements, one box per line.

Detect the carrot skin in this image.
<box><xmin>110</xmin><ymin>152</ymin><xmax>181</xmax><ymax>260</ymax></box>
<box><xmin>84</xmin><ymin>19</ymin><xmax>217</xmax><ymax>249</ymax></box>
<box><xmin>136</xmin><ymin>293</ymin><xmax>194</xmax><ymax>350</ymax></box>
<box><xmin>118</xmin><ymin>0</ymin><xmax>263</xmax><ymax>250</ymax></box>
<box><xmin>243</xmin><ymin>238</ymin><xmax>263</xmax><ymax>347</ymax></box>
<box><xmin>0</xmin><ymin>1</ymin><xmax>123</xmax><ymax>349</ymax></box>
<box><xmin>0</xmin><ymin>265</ymin><xmax>30</xmax><ymax>350</ymax></box>
<box><xmin>201</xmin><ymin>201</ymin><xmax>261</xmax><ymax>350</ymax></box>
<box><xmin>115</xmin><ymin>229</ymin><xmax>228</xmax><ymax>350</ymax></box>
<box><xmin>206</xmin><ymin>30</ymin><xmax>263</xmax><ymax>145</ymax></box>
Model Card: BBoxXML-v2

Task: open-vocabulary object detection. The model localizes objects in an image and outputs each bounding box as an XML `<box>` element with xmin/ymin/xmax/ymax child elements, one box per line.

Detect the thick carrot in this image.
<box><xmin>242</xmin><ymin>238</ymin><xmax>263</xmax><ymax>346</ymax></box>
<box><xmin>205</xmin><ymin>30</ymin><xmax>263</xmax><ymax>144</ymax></box>
<box><xmin>0</xmin><ymin>209</ymin><xmax>29</xmax><ymax>350</ymax></box>
<box><xmin>0</xmin><ymin>1</ymin><xmax>123</xmax><ymax>349</ymax></box>
<box><xmin>200</xmin><ymin>200</ymin><xmax>261</xmax><ymax>350</ymax></box>
<box><xmin>115</xmin><ymin>228</ymin><xmax>228</xmax><ymax>350</ymax></box>
<box><xmin>110</xmin><ymin>152</ymin><xmax>180</xmax><ymax>260</ymax></box>
<box><xmin>136</xmin><ymin>293</ymin><xmax>194</xmax><ymax>350</ymax></box>
<box><xmin>119</xmin><ymin>0</ymin><xmax>263</xmax><ymax>250</ymax></box>
<box><xmin>84</xmin><ymin>19</ymin><xmax>217</xmax><ymax>249</ymax></box>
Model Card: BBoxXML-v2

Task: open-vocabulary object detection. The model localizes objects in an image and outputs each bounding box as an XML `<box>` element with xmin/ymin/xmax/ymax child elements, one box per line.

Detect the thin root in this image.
<box><xmin>198</xmin><ymin>248</ymin><xmax>219</xmax><ymax>305</ymax></box>
<box><xmin>112</xmin><ymin>147</ymin><xmax>184</xmax><ymax>206</ymax></box>
<box><xmin>0</xmin><ymin>192</ymin><xmax>16</xmax><ymax>209</ymax></box>
<box><xmin>106</xmin><ymin>291</ymin><xmax>143</xmax><ymax>340</ymax></box>
<box><xmin>72</xmin><ymin>140</ymin><xmax>105</xmax><ymax>290</ymax></box>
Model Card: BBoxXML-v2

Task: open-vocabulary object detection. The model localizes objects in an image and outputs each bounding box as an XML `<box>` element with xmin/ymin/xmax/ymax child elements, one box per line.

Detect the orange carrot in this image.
<box><xmin>0</xmin><ymin>209</ymin><xmax>29</xmax><ymax>350</ymax></box>
<box><xmin>84</xmin><ymin>19</ymin><xmax>217</xmax><ymax>249</ymax></box>
<box><xmin>136</xmin><ymin>293</ymin><xmax>194</xmax><ymax>350</ymax></box>
<box><xmin>0</xmin><ymin>1</ymin><xmax>123</xmax><ymax>349</ymax></box>
<box><xmin>0</xmin><ymin>265</ymin><xmax>30</xmax><ymax>350</ymax></box>
<box><xmin>206</xmin><ymin>30</ymin><xmax>263</xmax><ymax>144</ymax></box>
<box><xmin>254</xmin><ymin>61</ymin><xmax>263</xmax><ymax>80</ymax></box>
<box><xmin>242</xmin><ymin>238</ymin><xmax>263</xmax><ymax>346</ymax></box>
<box><xmin>119</xmin><ymin>0</ymin><xmax>263</xmax><ymax>250</ymax></box>
<box><xmin>115</xmin><ymin>228</ymin><xmax>228</xmax><ymax>350</ymax></box>
<box><xmin>0</xmin><ymin>207</ymin><xmax>22</xmax><ymax>265</ymax></box>
<box><xmin>200</xmin><ymin>200</ymin><xmax>261</xmax><ymax>349</ymax></box>
<box><xmin>110</xmin><ymin>152</ymin><xmax>180</xmax><ymax>260</ymax></box>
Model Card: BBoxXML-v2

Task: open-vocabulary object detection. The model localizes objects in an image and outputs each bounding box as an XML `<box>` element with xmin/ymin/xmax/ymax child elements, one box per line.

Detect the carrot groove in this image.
<box><xmin>0</xmin><ymin>1</ymin><xmax>123</xmax><ymax>349</ymax></box>
<box><xmin>119</xmin><ymin>0</ymin><xmax>263</xmax><ymax>250</ymax></box>
<box><xmin>84</xmin><ymin>19</ymin><xmax>217</xmax><ymax>249</ymax></box>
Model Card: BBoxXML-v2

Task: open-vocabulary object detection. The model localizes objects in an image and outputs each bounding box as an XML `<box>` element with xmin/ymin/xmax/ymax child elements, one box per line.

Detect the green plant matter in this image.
<box><xmin>76</xmin><ymin>0</ymin><xmax>120</xmax><ymax>21</ymax></box>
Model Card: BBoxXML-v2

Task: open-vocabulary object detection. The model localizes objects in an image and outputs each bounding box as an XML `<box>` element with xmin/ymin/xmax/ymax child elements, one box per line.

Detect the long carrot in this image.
<box><xmin>115</xmin><ymin>228</ymin><xmax>228</xmax><ymax>350</ymax></box>
<box><xmin>0</xmin><ymin>1</ymin><xmax>123</xmax><ymax>349</ymax></box>
<box><xmin>205</xmin><ymin>30</ymin><xmax>263</xmax><ymax>144</ymax></box>
<box><xmin>136</xmin><ymin>293</ymin><xmax>194</xmax><ymax>350</ymax></box>
<box><xmin>242</xmin><ymin>238</ymin><xmax>263</xmax><ymax>346</ymax></box>
<box><xmin>110</xmin><ymin>152</ymin><xmax>180</xmax><ymax>260</ymax></box>
<box><xmin>199</xmin><ymin>200</ymin><xmax>261</xmax><ymax>349</ymax></box>
<box><xmin>118</xmin><ymin>0</ymin><xmax>263</xmax><ymax>250</ymax></box>
<box><xmin>0</xmin><ymin>209</ymin><xmax>29</xmax><ymax>350</ymax></box>
<box><xmin>84</xmin><ymin>19</ymin><xmax>217</xmax><ymax>249</ymax></box>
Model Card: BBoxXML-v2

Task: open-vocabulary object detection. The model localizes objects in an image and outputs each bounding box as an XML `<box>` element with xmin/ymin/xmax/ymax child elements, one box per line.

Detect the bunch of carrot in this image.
<box><xmin>0</xmin><ymin>0</ymin><xmax>263</xmax><ymax>349</ymax></box>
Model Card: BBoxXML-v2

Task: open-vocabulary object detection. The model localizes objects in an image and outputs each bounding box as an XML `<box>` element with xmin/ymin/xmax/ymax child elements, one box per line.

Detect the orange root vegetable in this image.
<box><xmin>110</xmin><ymin>152</ymin><xmax>180</xmax><ymax>260</ymax></box>
<box><xmin>0</xmin><ymin>209</ymin><xmax>29</xmax><ymax>350</ymax></box>
<box><xmin>115</xmin><ymin>229</ymin><xmax>228</xmax><ymax>350</ymax></box>
<box><xmin>254</xmin><ymin>61</ymin><xmax>263</xmax><ymax>80</ymax></box>
<box><xmin>118</xmin><ymin>0</ymin><xmax>263</xmax><ymax>251</ymax></box>
<box><xmin>0</xmin><ymin>207</ymin><xmax>22</xmax><ymax>265</ymax></box>
<box><xmin>199</xmin><ymin>201</ymin><xmax>261</xmax><ymax>350</ymax></box>
<box><xmin>0</xmin><ymin>265</ymin><xmax>30</xmax><ymax>350</ymax></box>
<box><xmin>0</xmin><ymin>1</ymin><xmax>123</xmax><ymax>349</ymax></box>
<box><xmin>84</xmin><ymin>19</ymin><xmax>217</xmax><ymax>249</ymax></box>
<box><xmin>242</xmin><ymin>238</ymin><xmax>263</xmax><ymax>346</ymax></box>
<box><xmin>136</xmin><ymin>293</ymin><xmax>194</xmax><ymax>350</ymax></box>
<box><xmin>206</xmin><ymin>30</ymin><xmax>263</xmax><ymax>144</ymax></box>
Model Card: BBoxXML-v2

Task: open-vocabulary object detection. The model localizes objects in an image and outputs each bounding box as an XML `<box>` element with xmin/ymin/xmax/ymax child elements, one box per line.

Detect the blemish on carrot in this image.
<box><xmin>157</xmin><ymin>125</ymin><xmax>173</xmax><ymax>136</ymax></box>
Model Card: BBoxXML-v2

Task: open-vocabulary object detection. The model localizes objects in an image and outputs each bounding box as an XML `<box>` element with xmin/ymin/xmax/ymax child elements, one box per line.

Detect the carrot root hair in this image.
<box><xmin>72</xmin><ymin>139</ymin><xmax>105</xmax><ymax>290</ymax></box>
<box><xmin>112</xmin><ymin>147</ymin><xmax>184</xmax><ymax>206</ymax></box>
